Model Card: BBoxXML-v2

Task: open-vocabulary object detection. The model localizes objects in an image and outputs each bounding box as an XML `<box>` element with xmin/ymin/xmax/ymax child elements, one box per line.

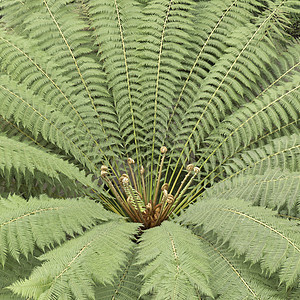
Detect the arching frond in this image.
<box><xmin>137</xmin><ymin>221</ymin><xmax>213</xmax><ymax>299</ymax></box>
<box><xmin>199</xmin><ymin>235</ymin><xmax>291</xmax><ymax>300</ymax></box>
<box><xmin>0</xmin><ymin>194</ymin><xmax>117</xmax><ymax>265</ymax></box>
<box><xmin>167</xmin><ymin>0</ymin><xmax>266</xmax><ymax>144</ymax></box>
<box><xmin>222</xmin><ymin>134</ymin><xmax>300</xmax><ymax>178</ymax></box>
<box><xmin>0</xmin><ymin>67</ymin><xmax>99</xmax><ymax>171</ymax></box>
<box><xmin>139</xmin><ymin>0</ymin><xmax>195</xmax><ymax>160</ymax></box>
<box><xmin>88</xmin><ymin>0</ymin><xmax>143</xmax><ymax>158</ymax></box>
<box><xmin>0</xmin><ymin>135</ymin><xmax>97</xmax><ymax>194</ymax></box>
<box><xmin>170</xmin><ymin>0</ymin><xmax>297</xmax><ymax>161</ymax></box>
<box><xmin>9</xmin><ymin>222</ymin><xmax>138</xmax><ymax>300</ymax></box>
<box><xmin>180</xmin><ymin>198</ymin><xmax>300</xmax><ymax>288</ymax></box>
<box><xmin>205</xmin><ymin>168</ymin><xmax>300</xmax><ymax>217</ymax></box>
<box><xmin>94</xmin><ymin>251</ymin><xmax>143</xmax><ymax>300</ymax></box>
<box><xmin>198</xmin><ymin>74</ymin><xmax>300</xmax><ymax>176</ymax></box>
<box><xmin>0</xmin><ymin>253</ymin><xmax>42</xmax><ymax>300</ymax></box>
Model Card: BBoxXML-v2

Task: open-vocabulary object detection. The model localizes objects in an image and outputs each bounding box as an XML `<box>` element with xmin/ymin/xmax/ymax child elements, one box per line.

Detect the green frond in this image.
<box><xmin>0</xmin><ymin>194</ymin><xmax>117</xmax><ymax>265</ymax></box>
<box><xmin>198</xmin><ymin>73</ymin><xmax>299</xmax><ymax>176</ymax></box>
<box><xmin>205</xmin><ymin>168</ymin><xmax>300</xmax><ymax>217</ymax></box>
<box><xmin>0</xmin><ymin>10</ymin><xmax>116</xmax><ymax>165</ymax></box>
<box><xmin>170</xmin><ymin>0</ymin><xmax>297</xmax><ymax>162</ymax></box>
<box><xmin>0</xmin><ymin>135</ymin><xmax>98</xmax><ymax>195</ymax></box>
<box><xmin>88</xmin><ymin>0</ymin><xmax>143</xmax><ymax>158</ymax></box>
<box><xmin>180</xmin><ymin>198</ymin><xmax>300</xmax><ymax>288</ymax></box>
<box><xmin>9</xmin><ymin>221</ymin><xmax>138</xmax><ymax>300</ymax></box>
<box><xmin>0</xmin><ymin>80</ymin><xmax>97</xmax><ymax>169</ymax></box>
<box><xmin>222</xmin><ymin>134</ymin><xmax>300</xmax><ymax>179</ymax></box>
<box><xmin>139</xmin><ymin>0</ymin><xmax>195</xmax><ymax>159</ymax></box>
<box><xmin>94</xmin><ymin>251</ymin><xmax>143</xmax><ymax>300</ymax></box>
<box><xmin>137</xmin><ymin>221</ymin><xmax>213</xmax><ymax>299</ymax></box>
<box><xmin>199</xmin><ymin>235</ymin><xmax>292</xmax><ymax>300</ymax></box>
<box><xmin>0</xmin><ymin>252</ymin><xmax>42</xmax><ymax>300</ymax></box>
<box><xmin>168</xmin><ymin>0</ymin><xmax>263</xmax><ymax>140</ymax></box>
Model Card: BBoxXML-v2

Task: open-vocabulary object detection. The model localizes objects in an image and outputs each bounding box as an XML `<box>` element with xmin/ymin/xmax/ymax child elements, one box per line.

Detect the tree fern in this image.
<box><xmin>0</xmin><ymin>0</ymin><xmax>299</xmax><ymax>299</ymax></box>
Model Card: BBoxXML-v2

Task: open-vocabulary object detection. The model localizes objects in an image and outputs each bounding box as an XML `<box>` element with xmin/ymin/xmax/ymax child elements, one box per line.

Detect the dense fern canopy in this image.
<box><xmin>0</xmin><ymin>0</ymin><xmax>299</xmax><ymax>299</ymax></box>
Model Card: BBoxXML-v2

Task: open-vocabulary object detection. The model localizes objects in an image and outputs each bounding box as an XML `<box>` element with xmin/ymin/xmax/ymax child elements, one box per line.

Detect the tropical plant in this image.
<box><xmin>0</xmin><ymin>0</ymin><xmax>299</xmax><ymax>299</ymax></box>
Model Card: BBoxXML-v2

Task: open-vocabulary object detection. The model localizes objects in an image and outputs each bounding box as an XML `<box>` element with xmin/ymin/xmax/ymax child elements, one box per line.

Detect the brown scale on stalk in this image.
<box><xmin>100</xmin><ymin>146</ymin><xmax>200</xmax><ymax>228</ymax></box>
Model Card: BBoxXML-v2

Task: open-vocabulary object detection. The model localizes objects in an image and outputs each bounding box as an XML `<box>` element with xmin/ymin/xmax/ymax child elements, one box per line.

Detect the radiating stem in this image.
<box><xmin>167</xmin><ymin>167</ymin><xmax>200</xmax><ymax>218</ymax></box>
<box><xmin>140</xmin><ymin>165</ymin><xmax>147</xmax><ymax>205</ymax></box>
<box><xmin>122</xmin><ymin>177</ymin><xmax>144</xmax><ymax>223</ymax></box>
<box><xmin>159</xmin><ymin>195</ymin><xmax>175</xmax><ymax>223</ymax></box>
<box><xmin>101</xmin><ymin>174</ymin><xmax>135</xmax><ymax>220</ymax></box>
<box><xmin>127</xmin><ymin>158</ymin><xmax>138</xmax><ymax>191</ymax></box>
<box><xmin>153</xmin><ymin>147</ymin><xmax>167</xmax><ymax>206</ymax></box>
<box><xmin>173</xmin><ymin>165</ymin><xmax>194</xmax><ymax>200</ymax></box>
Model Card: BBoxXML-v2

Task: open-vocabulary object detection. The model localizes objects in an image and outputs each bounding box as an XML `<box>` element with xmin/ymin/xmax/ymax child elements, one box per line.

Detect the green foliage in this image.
<box><xmin>0</xmin><ymin>0</ymin><xmax>299</xmax><ymax>299</ymax></box>
<box><xmin>94</xmin><ymin>251</ymin><xmax>144</xmax><ymax>300</ymax></box>
<box><xmin>0</xmin><ymin>195</ymin><xmax>118</xmax><ymax>264</ymax></box>
<box><xmin>179</xmin><ymin>198</ymin><xmax>300</xmax><ymax>288</ymax></box>
<box><xmin>137</xmin><ymin>221</ymin><xmax>212</xmax><ymax>299</ymax></box>
<box><xmin>9</xmin><ymin>222</ymin><xmax>138</xmax><ymax>300</ymax></box>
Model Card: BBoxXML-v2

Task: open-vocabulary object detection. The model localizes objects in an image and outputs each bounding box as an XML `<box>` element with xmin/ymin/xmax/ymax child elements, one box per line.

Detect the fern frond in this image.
<box><xmin>9</xmin><ymin>222</ymin><xmax>138</xmax><ymax>300</ymax></box>
<box><xmin>0</xmin><ymin>115</ymin><xmax>46</xmax><ymax>149</ymax></box>
<box><xmin>0</xmin><ymin>30</ymin><xmax>99</xmax><ymax>137</ymax></box>
<box><xmin>139</xmin><ymin>0</ymin><xmax>195</xmax><ymax>159</ymax></box>
<box><xmin>182</xmin><ymin>133</ymin><xmax>300</xmax><ymax>208</ymax></box>
<box><xmin>180</xmin><ymin>198</ymin><xmax>300</xmax><ymax>287</ymax></box>
<box><xmin>137</xmin><ymin>221</ymin><xmax>213</xmax><ymax>299</ymax></box>
<box><xmin>0</xmin><ymin>135</ymin><xmax>98</xmax><ymax>194</ymax></box>
<box><xmin>0</xmin><ymin>194</ymin><xmax>117</xmax><ymax>265</ymax></box>
<box><xmin>199</xmin><ymin>234</ymin><xmax>292</xmax><ymax>300</ymax></box>
<box><xmin>223</xmin><ymin>134</ymin><xmax>300</xmax><ymax>178</ymax></box>
<box><xmin>0</xmin><ymin>253</ymin><xmax>42</xmax><ymax>300</ymax></box>
<box><xmin>200</xmin><ymin>76</ymin><xmax>300</xmax><ymax>175</ymax></box>
<box><xmin>88</xmin><ymin>0</ymin><xmax>143</xmax><ymax>158</ymax></box>
<box><xmin>171</xmin><ymin>0</ymin><xmax>296</xmax><ymax>161</ymax></box>
<box><xmin>0</xmin><ymin>36</ymin><xmax>103</xmax><ymax>171</ymax></box>
<box><xmin>94</xmin><ymin>251</ymin><xmax>143</xmax><ymax>300</ymax></box>
<box><xmin>0</xmin><ymin>20</ymin><xmax>115</xmax><ymax>166</ymax></box>
<box><xmin>205</xmin><ymin>168</ymin><xmax>300</xmax><ymax>217</ymax></box>
<box><xmin>167</xmin><ymin>0</ymin><xmax>263</xmax><ymax>142</ymax></box>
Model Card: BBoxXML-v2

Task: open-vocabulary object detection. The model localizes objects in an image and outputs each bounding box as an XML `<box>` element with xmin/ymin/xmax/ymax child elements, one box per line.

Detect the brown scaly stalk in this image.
<box><xmin>173</xmin><ymin>164</ymin><xmax>194</xmax><ymax>200</ymax></box>
<box><xmin>159</xmin><ymin>194</ymin><xmax>175</xmax><ymax>224</ymax></box>
<box><xmin>154</xmin><ymin>183</ymin><xmax>170</xmax><ymax>226</ymax></box>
